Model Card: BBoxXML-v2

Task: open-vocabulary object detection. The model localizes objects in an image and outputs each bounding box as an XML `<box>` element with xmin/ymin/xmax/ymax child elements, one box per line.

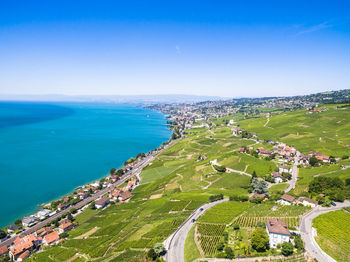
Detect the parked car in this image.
<box><xmin>330</xmin><ymin>202</ymin><xmax>336</xmax><ymax>206</ymax></box>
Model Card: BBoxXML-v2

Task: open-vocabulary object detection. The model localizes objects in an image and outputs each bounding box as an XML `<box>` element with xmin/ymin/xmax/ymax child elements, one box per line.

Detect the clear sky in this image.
<box><xmin>0</xmin><ymin>0</ymin><xmax>349</xmax><ymax>97</ymax></box>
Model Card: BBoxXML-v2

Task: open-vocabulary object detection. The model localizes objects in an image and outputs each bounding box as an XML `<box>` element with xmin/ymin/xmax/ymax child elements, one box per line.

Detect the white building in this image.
<box><xmin>266</xmin><ymin>219</ymin><xmax>291</xmax><ymax>248</ymax></box>
<box><xmin>22</xmin><ymin>216</ymin><xmax>39</xmax><ymax>227</ymax></box>
<box><xmin>271</xmin><ymin>172</ymin><xmax>283</xmax><ymax>183</ymax></box>
<box><xmin>278</xmin><ymin>166</ymin><xmax>291</xmax><ymax>174</ymax></box>
<box><xmin>277</xmin><ymin>194</ymin><xmax>296</xmax><ymax>205</ymax></box>
<box><xmin>35</xmin><ymin>209</ymin><xmax>52</xmax><ymax>220</ymax></box>
<box><xmin>297</xmin><ymin>197</ymin><xmax>317</xmax><ymax>208</ymax></box>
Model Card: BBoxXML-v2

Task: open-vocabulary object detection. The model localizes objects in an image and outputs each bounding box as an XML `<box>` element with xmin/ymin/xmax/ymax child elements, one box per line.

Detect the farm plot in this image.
<box><xmin>313</xmin><ymin>210</ymin><xmax>350</xmax><ymax>262</ymax></box>
<box><xmin>196</xmin><ymin>222</ymin><xmax>226</xmax><ymax>257</ymax></box>
<box><xmin>198</xmin><ymin>201</ymin><xmax>250</xmax><ymax>224</ymax></box>
<box><xmin>233</xmin><ymin>216</ymin><xmax>300</xmax><ymax>228</ymax></box>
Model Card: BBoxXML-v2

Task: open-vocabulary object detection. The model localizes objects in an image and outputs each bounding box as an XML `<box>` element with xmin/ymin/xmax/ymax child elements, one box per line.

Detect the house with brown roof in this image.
<box><xmin>9</xmin><ymin>233</ymin><xmax>40</xmax><ymax>261</ymax></box>
<box><xmin>249</xmin><ymin>193</ymin><xmax>267</xmax><ymax>201</ymax></box>
<box><xmin>277</xmin><ymin>194</ymin><xmax>296</xmax><ymax>205</ymax></box>
<box><xmin>58</xmin><ymin>221</ymin><xmax>73</xmax><ymax>234</ymax></box>
<box><xmin>297</xmin><ymin>197</ymin><xmax>318</xmax><ymax>208</ymax></box>
<box><xmin>271</xmin><ymin>172</ymin><xmax>283</xmax><ymax>183</ymax></box>
<box><xmin>95</xmin><ymin>197</ymin><xmax>110</xmax><ymax>209</ymax></box>
<box><xmin>42</xmin><ymin>231</ymin><xmax>60</xmax><ymax>246</ymax></box>
<box><xmin>119</xmin><ymin>191</ymin><xmax>132</xmax><ymax>201</ymax></box>
<box><xmin>266</xmin><ymin>219</ymin><xmax>291</xmax><ymax>248</ymax></box>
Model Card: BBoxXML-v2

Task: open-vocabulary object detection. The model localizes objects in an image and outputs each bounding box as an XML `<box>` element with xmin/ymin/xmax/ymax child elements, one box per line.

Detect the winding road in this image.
<box><xmin>299</xmin><ymin>200</ymin><xmax>350</xmax><ymax>262</ymax></box>
<box><xmin>163</xmin><ymin>199</ymin><xmax>228</xmax><ymax>262</ymax></box>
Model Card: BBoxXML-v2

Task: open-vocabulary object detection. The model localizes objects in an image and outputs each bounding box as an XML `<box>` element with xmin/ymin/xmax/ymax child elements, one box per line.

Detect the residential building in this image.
<box><xmin>277</xmin><ymin>194</ymin><xmax>296</xmax><ymax>205</ymax></box>
<box><xmin>119</xmin><ymin>191</ymin><xmax>132</xmax><ymax>201</ymax></box>
<box><xmin>297</xmin><ymin>197</ymin><xmax>318</xmax><ymax>208</ymax></box>
<box><xmin>58</xmin><ymin>221</ymin><xmax>73</xmax><ymax>234</ymax></box>
<box><xmin>22</xmin><ymin>216</ymin><xmax>39</xmax><ymax>227</ymax></box>
<box><xmin>249</xmin><ymin>193</ymin><xmax>267</xmax><ymax>200</ymax></box>
<box><xmin>17</xmin><ymin>250</ymin><xmax>30</xmax><ymax>261</ymax></box>
<box><xmin>35</xmin><ymin>209</ymin><xmax>52</xmax><ymax>220</ymax></box>
<box><xmin>43</xmin><ymin>231</ymin><xmax>60</xmax><ymax>246</ymax></box>
<box><xmin>271</xmin><ymin>172</ymin><xmax>283</xmax><ymax>183</ymax></box>
<box><xmin>0</xmin><ymin>246</ymin><xmax>8</xmax><ymax>257</ymax></box>
<box><xmin>266</xmin><ymin>219</ymin><xmax>291</xmax><ymax>248</ymax></box>
<box><xmin>95</xmin><ymin>197</ymin><xmax>110</xmax><ymax>209</ymax></box>
<box><xmin>7</xmin><ymin>224</ymin><xmax>20</xmax><ymax>233</ymax></box>
<box><xmin>278</xmin><ymin>166</ymin><xmax>290</xmax><ymax>174</ymax></box>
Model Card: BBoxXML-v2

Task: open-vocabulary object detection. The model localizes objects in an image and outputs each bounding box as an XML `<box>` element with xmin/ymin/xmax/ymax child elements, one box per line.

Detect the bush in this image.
<box><xmin>281</xmin><ymin>242</ymin><xmax>294</xmax><ymax>256</ymax></box>
<box><xmin>209</xmin><ymin>194</ymin><xmax>224</xmax><ymax>202</ymax></box>
<box><xmin>251</xmin><ymin>228</ymin><xmax>269</xmax><ymax>252</ymax></box>
<box><xmin>216</xmin><ymin>242</ymin><xmax>225</xmax><ymax>251</ymax></box>
<box><xmin>214</xmin><ymin>165</ymin><xmax>226</xmax><ymax>173</ymax></box>
<box><xmin>224</xmin><ymin>246</ymin><xmax>234</xmax><ymax>259</ymax></box>
<box><xmin>147</xmin><ymin>248</ymin><xmax>157</xmax><ymax>261</ymax></box>
<box><xmin>294</xmin><ymin>234</ymin><xmax>304</xmax><ymax>251</ymax></box>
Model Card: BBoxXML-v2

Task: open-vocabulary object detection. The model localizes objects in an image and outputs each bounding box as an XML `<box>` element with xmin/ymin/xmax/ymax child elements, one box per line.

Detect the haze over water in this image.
<box><xmin>0</xmin><ymin>102</ymin><xmax>171</xmax><ymax>227</ymax></box>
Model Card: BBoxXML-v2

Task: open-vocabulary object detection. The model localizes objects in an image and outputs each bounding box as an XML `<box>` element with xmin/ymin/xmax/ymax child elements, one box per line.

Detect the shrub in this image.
<box><xmin>251</xmin><ymin>228</ymin><xmax>269</xmax><ymax>252</ymax></box>
<box><xmin>281</xmin><ymin>242</ymin><xmax>294</xmax><ymax>256</ymax></box>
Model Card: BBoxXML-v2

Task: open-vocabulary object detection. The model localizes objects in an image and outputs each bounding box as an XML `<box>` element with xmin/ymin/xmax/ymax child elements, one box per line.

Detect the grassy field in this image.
<box><xmin>238</xmin><ymin>105</ymin><xmax>350</xmax><ymax>157</ymax></box>
<box><xmin>184</xmin><ymin>225</ymin><xmax>201</xmax><ymax>262</ymax></box>
<box><xmin>313</xmin><ymin>210</ymin><xmax>350</xmax><ymax>261</ymax></box>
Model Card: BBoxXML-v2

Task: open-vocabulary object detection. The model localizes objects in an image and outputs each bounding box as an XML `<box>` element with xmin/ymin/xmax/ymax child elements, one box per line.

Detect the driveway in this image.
<box><xmin>285</xmin><ymin>151</ymin><xmax>299</xmax><ymax>193</ymax></box>
<box><xmin>163</xmin><ymin>199</ymin><xmax>228</xmax><ymax>262</ymax></box>
<box><xmin>299</xmin><ymin>200</ymin><xmax>350</xmax><ymax>262</ymax></box>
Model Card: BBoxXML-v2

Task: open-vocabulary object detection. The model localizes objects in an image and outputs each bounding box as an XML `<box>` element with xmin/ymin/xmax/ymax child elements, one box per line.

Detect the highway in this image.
<box><xmin>0</xmin><ymin>152</ymin><xmax>157</xmax><ymax>249</ymax></box>
<box><xmin>299</xmin><ymin>200</ymin><xmax>350</xmax><ymax>262</ymax></box>
<box><xmin>163</xmin><ymin>198</ymin><xmax>228</xmax><ymax>262</ymax></box>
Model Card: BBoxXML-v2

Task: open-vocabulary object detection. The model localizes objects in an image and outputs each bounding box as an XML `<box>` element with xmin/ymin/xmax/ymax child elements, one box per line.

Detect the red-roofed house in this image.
<box><xmin>277</xmin><ymin>194</ymin><xmax>296</xmax><ymax>205</ymax></box>
<box><xmin>43</xmin><ymin>231</ymin><xmax>60</xmax><ymax>246</ymax></box>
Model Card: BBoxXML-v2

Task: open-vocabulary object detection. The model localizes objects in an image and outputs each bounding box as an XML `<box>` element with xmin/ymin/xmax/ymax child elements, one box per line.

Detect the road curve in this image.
<box><xmin>299</xmin><ymin>200</ymin><xmax>350</xmax><ymax>262</ymax></box>
<box><xmin>163</xmin><ymin>198</ymin><xmax>229</xmax><ymax>262</ymax></box>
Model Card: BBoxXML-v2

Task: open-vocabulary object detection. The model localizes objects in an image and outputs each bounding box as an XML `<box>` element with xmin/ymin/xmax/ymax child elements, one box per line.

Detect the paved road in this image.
<box><xmin>0</xmin><ymin>152</ymin><xmax>157</xmax><ymax>249</ymax></box>
<box><xmin>285</xmin><ymin>151</ymin><xmax>299</xmax><ymax>193</ymax></box>
<box><xmin>163</xmin><ymin>199</ymin><xmax>228</xmax><ymax>262</ymax></box>
<box><xmin>299</xmin><ymin>200</ymin><xmax>350</xmax><ymax>262</ymax></box>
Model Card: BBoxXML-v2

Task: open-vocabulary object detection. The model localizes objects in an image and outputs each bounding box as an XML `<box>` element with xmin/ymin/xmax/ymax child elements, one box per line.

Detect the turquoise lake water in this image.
<box><xmin>0</xmin><ymin>102</ymin><xmax>171</xmax><ymax>227</ymax></box>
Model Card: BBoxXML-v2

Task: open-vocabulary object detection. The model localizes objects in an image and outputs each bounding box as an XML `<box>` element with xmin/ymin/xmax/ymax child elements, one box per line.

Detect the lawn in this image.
<box><xmin>184</xmin><ymin>225</ymin><xmax>201</xmax><ymax>262</ymax></box>
<box><xmin>313</xmin><ymin>210</ymin><xmax>350</xmax><ymax>261</ymax></box>
<box><xmin>268</xmin><ymin>183</ymin><xmax>289</xmax><ymax>194</ymax></box>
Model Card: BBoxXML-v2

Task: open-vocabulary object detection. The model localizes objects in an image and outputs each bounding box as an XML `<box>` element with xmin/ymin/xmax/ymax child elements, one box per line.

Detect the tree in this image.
<box><xmin>14</xmin><ymin>219</ymin><xmax>22</xmax><ymax>226</ymax></box>
<box><xmin>216</xmin><ymin>242</ymin><xmax>225</xmax><ymax>251</ymax></box>
<box><xmin>0</xmin><ymin>229</ymin><xmax>6</xmax><ymax>239</ymax></box>
<box><xmin>67</xmin><ymin>213</ymin><xmax>74</xmax><ymax>221</ymax></box>
<box><xmin>224</xmin><ymin>246</ymin><xmax>234</xmax><ymax>259</ymax></box>
<box><xmin>251</xmin><ymin>228</ymin><xmax>269</xmax><ymax>252</ymax></box>
<box><xmin>281</xmin><ymin>242</ymin><xmax>294</xmax><ymax>256</ymax></box>
<box><xmin>89</xmin><ymin>201</ymin><xmax>96</xmax><ymax>210</ymax></box>
<box><xmin>153</xmin><ymin>243</ymin><xmax>165</xmax><ymax>256</ymax></box>
<box><xmin>309</xmin><ymin>156</ymin><xmax>318</xmax><ymax>166</ymax></box>
<box><xmin>110</xmin><ymin>168</ymin><xmax>116</xmax><ymax>175</ymax></box>
<box><xmin>251</xmin><ymin>178</ymin><xmax>269</xmax><ymax>196</ymax></box>
<box><xmin>294</xmin><ymin>235</ymin><xmax>304</xmax><ymax>251</ymax></box>
<box><xmin>213</xmin><ymin>165</ymin><xmax>226</xmax><ymax>173</ymax></box>
<box><xmin>147</xmin><ymin>248</ymin><xmax>157</xmax><ymax>260</ymax></box>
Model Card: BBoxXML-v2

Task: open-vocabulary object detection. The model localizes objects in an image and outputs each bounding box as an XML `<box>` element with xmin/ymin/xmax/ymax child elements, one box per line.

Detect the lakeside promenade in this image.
<box><xmin>0</xmin><ymin>140</ymin><xmax>173</xmax><ymax>249</ymax></box>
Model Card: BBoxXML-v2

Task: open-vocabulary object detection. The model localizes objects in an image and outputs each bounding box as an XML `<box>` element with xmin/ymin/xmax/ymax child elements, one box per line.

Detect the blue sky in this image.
<box><xmin>0</xmin><ymin>0</ymin><xmax>349</xmax><ymax>97</ymax></box>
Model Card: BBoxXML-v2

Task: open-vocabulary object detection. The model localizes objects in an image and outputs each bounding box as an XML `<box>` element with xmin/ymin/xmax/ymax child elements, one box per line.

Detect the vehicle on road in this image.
<box><xmin>199</xmin><ymin>208</ymin><xmax>203</xmax><ymax>211</ymax></box>
<box><xmin>191</xmin><ymin>218</ymin><xmax>196</xmax><ymax>223</ymax></box>
<box><xmin>330</xmin><ymin>202</ymin><xmax>336</xmax><ymax>206</ymax></box>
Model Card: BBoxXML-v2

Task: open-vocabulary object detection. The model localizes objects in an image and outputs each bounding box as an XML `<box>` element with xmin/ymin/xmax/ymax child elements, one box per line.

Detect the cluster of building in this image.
<box><xmin>278</xmin><ymin>194</ymin><xmax>318</xmax><ymax>207</ymax></box>
<box><xmin>95</xmin><ymin>177</ymin><xmax>138</xmax><ymax>209</ymax></box>
<box><xmin>2</xmin><ymin>219</ymin><xmax>74</xmax><ymax>261</ymax></box>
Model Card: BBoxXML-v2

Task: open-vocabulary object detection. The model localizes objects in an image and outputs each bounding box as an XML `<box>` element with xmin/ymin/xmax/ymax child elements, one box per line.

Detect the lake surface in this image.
<box><xmin>0</xmin><ymin>102</ymin><xmax>171</xmax><ymax>227</ymax></box>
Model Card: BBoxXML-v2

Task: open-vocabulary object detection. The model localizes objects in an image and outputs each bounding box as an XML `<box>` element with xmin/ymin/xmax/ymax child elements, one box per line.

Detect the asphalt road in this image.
<box><xmin>299</xmin><ymin>200</ymin><xmax>350</xmax><ymax>262</ymax></box>
<box><xmin>0</xmin><ymin>153</ymin><xmax>156</xmax><ymax>249</ymax></box>
<box><xmin>285</xmin><ymin>151</ymin><xmax>299</xmax><ymax>193</ymax></box>
<box><xmin>163</xmin><ymin>198</ymin><xmax>229</xmax><ymax>262</ymax></box>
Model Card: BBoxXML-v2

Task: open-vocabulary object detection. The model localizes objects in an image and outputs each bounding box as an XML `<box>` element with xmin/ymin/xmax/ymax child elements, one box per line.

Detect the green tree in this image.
<box><xmin>251</xmin><ymin>228</ymin><xmax>269</xmax><ymax>252</ymax></box>
<box><xmin>281</xmin><ymin>242</ymin><xmax>294</xmax><ymax>256</ymax></box>
<box><xmin>309</xmin><ymin>156</ymin><xmax>318</xmax><ymax>166</ymax></box>
<box><xmin>147</xmin><ymin>248</ymin><xmax>157</xmax><ymax>260</ymax></box>
<box><xmin>110</xmin><ymin>168</ymin><xmax>116</xmax><ymax>175</ymax></box>
<box><xmin>216</xmin><ymin>242</ymin><xmax>225</xmax><ymax>251</ymax></box>
<box><xmin>224</xmin><ymin>246</ymin><xmax>234</xmax><ymax>259</ymax></box>
<box><xmin>294</xmin><ymin>235</ymin><xmax>304</xmax><ymax>251</ymax></box>
<box><xmin>89</xmin><ymin>201</ymin><xmax>96</xmax><ymax>210</ymax></box>
<box><xmin>0</xmin><ymin>229</ymin><xmax>6</xmax><ymax>239</ymax></box>
<box><xmin>153</xmin><ymin>243</ymin><xmax>165</xmax><ymax>256</ymax></box>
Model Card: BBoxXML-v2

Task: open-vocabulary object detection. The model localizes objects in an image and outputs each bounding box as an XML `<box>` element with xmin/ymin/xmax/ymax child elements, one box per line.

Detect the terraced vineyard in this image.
<box><xmin>313</xmin><ymin>210</ymin><xmax>350</xmax><ymax>261</ymax></box>
<box><xmin>233</xmin><ymin>215</ymin><xmax>300</xmax><ymax>228</ymax></box>
<box><xmin>196</xmin><ymin>223</ymin><xmax>226</xmax><ymax>256</ymax></box>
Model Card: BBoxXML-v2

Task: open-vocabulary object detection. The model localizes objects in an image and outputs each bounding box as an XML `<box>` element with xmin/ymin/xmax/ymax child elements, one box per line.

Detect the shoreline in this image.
<box><xmin>0</xmin><ymin>104</ymin><xmax>173</xmax><ymax>230</ymax></box>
